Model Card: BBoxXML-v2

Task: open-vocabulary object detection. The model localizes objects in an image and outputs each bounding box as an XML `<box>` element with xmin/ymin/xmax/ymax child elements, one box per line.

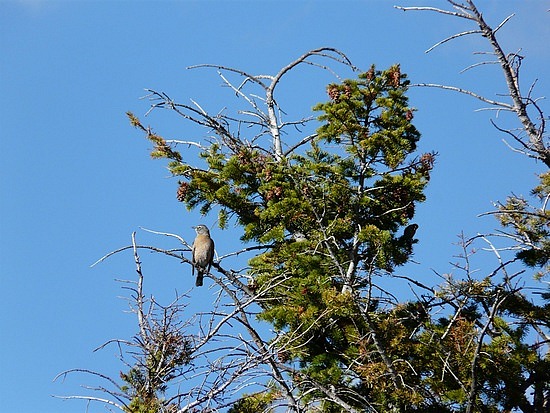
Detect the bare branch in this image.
<box><xmin>493</xmin><ymin>13</ymin><xmax>515</xmax><ymax>33</ymax></box>
<box><xmin>90</xmin><ymin>244</ymin><xmax>186</xmax><ymax>268</ymax></box>
<box><xmin>412</xmin><ymin>83</ymin><xmax>513</xmax><ymax>108</ymax></box>
<box><xmin>52</xmin><ymin>395</ymin><xmax>125</xmax><ymax>411</ymax></box>
<box><xmin>131</xmin><ymin>232</ymin><xmax>148</xmax><ymax>348</ymax></box>
<box><xmin>284</xmin><ymin>133</ymin><xmax>318</xmax><ymax>156</ymax></box>
<box><xmin>459</xmin><ymin>60</ymin><xmax>499</xmax><ymax>74</ymax></box>
<box><xmin>400</xmin><ymin>0</ymin><xmax>548</xmax><ymax>167</ymax></box>
<box><xmin>54</xmin><ymin>369</ymin><xmax>123</xmax><ymax>391</ymax></box>
<box><xmin>425</xmin><ymin>29</ymin><xmax>481</xmax><ymax>54</ymax></box>
<box><xmin>466</xmin><ymin>290</ymin><xmax>508</xmax><ymax>413</ymax></box>
<box><xmin>164</xmin><ymin>139</ymin><xmax>205</xmax><ymax>149</ymax></box>
<box><xmin>394</xmin><ymin>5</ymin><xmax>473</xmax><ymax>20</ymax></box>
<box><xmin>139</xmin><ymin>226</ymin><xmax>191</xmax><ymax>249</ymax></box>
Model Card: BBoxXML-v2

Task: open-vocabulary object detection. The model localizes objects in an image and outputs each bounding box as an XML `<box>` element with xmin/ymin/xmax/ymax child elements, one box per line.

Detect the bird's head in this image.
<box><xmin>193</xmin><ymin>224</ymin><xmax>210</xmax><ymax>235</ymax></box>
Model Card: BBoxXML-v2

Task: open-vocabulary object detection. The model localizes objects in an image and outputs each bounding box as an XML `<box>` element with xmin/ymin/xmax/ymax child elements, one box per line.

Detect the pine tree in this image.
<box><xmin>128</xmin><ymin>63</ymin><xmax>435</xmax><ymax>411</ymax></box>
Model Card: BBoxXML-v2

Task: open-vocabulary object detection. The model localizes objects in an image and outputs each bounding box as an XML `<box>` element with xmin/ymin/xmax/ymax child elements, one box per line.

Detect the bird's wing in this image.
<box><xmin>209</xmin><ymin>239</ymin><xmax>215</xmax><ymax>260</ymax></box>
<box><xmin>191</xmin><ymin>241</ymin><xmax>196</xmax><ymax>276</ymax></box>
<box><xmin>206</xmin><ymin>239</ymin><xmax>214</xmax><ymax>272</ymax></box>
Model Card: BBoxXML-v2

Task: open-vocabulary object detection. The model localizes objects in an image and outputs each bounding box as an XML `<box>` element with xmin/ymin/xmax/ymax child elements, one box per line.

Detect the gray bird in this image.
<box><xmin>191</xmin><ymin>224</ymin><xmax>215</xmax><ymax>287</ymax></box>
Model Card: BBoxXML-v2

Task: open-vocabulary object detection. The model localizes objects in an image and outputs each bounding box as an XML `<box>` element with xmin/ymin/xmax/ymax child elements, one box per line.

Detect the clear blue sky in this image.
<box><xmin>1</xmin><ymin>1</ymin><xmax>548</xmax><ymax>412</ymax></box>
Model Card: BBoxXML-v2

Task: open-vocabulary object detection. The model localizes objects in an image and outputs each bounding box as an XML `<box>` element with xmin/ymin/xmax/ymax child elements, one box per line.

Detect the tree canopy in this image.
<box><xmin>57</xmin><ymin>2</ymin><xmax>549</xmax><ymax>412</ymax></box>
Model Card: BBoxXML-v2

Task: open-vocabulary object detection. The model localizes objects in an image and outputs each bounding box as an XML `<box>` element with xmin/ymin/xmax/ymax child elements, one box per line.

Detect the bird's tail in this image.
<box><xmin>196</xmin><ymin>272</ymin><xmax>204</xmax><ymax>287</ymax></box>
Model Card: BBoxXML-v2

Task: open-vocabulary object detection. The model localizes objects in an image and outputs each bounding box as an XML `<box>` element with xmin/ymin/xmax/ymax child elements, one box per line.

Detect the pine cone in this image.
<box><xmin>177</xmin><ymin>182</ymin><xmax>189</xmax><ymax>202</ymax></box>
<box><xmin>343</xmin><ymin>84</ymin><xmax>352</xmax><ymax>98</ymax></box>
<box><xmin>327</xmin><ymin>85</ymin><xmax>340</xmax><ymax>101</ymax></box>
<box><xmin>365</xmin><ymin>66</ymin><xmax>375</xmax><ymax>81</ymax></box>
<box><xmin>389</xmin><ymin>66</ymin><xmax>401</xmax><ymax>88</ymax></box>
<box><xmin>420</xmin><ymin>153</ymin><xmax>435</xmax><ymax>170</ymax></box>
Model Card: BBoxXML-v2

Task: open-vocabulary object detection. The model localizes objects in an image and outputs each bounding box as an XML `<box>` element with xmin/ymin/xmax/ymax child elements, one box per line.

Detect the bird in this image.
<box><xmin>403</xmin><ymin>223</ymin><xmax>418</xmax><ymax>241</ymax></box>
<box><xmin>400</xmin><ymin>223</ymin><xmax>419</xmax><ymax>251</ymax></box>
<box><xmin>191</xmin><ymin>224</ymin><xmax>214</xmax><ymax>287</ymax></box>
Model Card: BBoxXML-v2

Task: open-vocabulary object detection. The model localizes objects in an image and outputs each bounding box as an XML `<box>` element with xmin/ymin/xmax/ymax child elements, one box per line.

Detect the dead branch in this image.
<box><xmin>90</xmin><ymin>244</ymin><xmax>186</xmax><ymax>267</ymax></box>
<box><xmin>466</xmin><ymin>289</ymin><xmax>508</xmax><ymax>413</ymax></box>
<box><xmin>52</xmin><ymin>395</ymin><xmax>125</xmax><ymax>411</ymax></box>
<box><xmin>412</xmin><ymin>83</ymin><xmax>513</xmax><ymax>109</ymax></box>
<box><xmin>186</xmin><ymin>48</ymin><xmax>356</xmax><ymax>161</ymax></box>
<box><xmin>397</xmin><ymin>0</ymin><xmax>549</xmax><ymax>167</ymax></box>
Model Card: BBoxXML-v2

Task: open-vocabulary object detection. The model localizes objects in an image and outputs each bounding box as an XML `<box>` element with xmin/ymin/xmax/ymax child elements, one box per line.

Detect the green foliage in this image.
<box><xmin>120</xmin><ymin>367</ymin><xmax>162</xmax><ymax>413</ymax></box>
<box><xmin>129</xmin><ymin>62</ymin><xmax>549</xmax><ymax>412</ymax></box>
<box><xmin>497</xmin><ymin>171</ymin><xmax>550</xmax><ymax>278</ymax></box>
<box><xmin>316</xmin><ymin>65</ymin><xmax>420</xmax><ymax>169</ymax></box>
<box><xmin>129</xmin><ymin>65</ymin><xmax>432</xmax><ymax>249</ymax></box>
<box><xmin>227</xmin><ymin>388</ymin><xmax>279</xmax><ymax>413</ymax></box>
<box><xmin>246</xmin><ymin>66</ymin><xmax>435</xmax><ymax>409</ymax></box>
<box><xmin>130</xmin><ymin>65</ymin><xmax>435</xmax><ymax>411</ymax></box>
<box><xmin>118</xmin><ymin>324</ymin><xmax>192</xmax><ymax>413</ymax></box>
